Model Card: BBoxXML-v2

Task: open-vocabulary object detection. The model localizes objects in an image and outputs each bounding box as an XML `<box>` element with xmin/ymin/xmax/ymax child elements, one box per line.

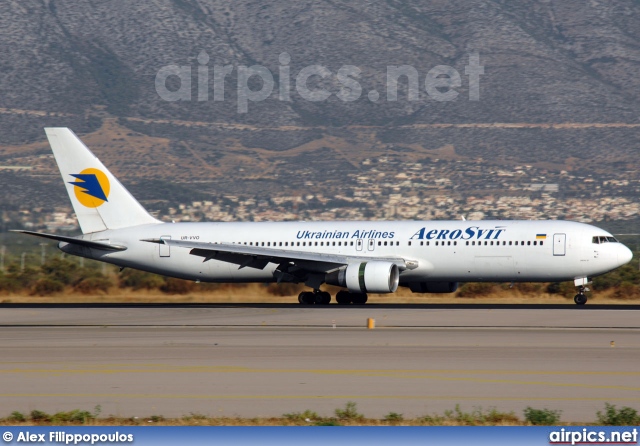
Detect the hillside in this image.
<box><xmin>0</xmin><ymin>0</ymin><xmax>638</xmax><ymax>217</ymax></box>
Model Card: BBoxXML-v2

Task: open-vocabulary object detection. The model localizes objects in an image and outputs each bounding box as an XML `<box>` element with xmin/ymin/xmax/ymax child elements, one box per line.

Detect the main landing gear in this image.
<box><xmin>297</xmin><ymin>290</ymin><xmax>369</xmax><ymax>305</ymax></box>
<box><xmin>298</xmin><ymin>290</ymin><xmax>331</xmax><ymax>305</ymax></box>
<box><xmin>335</xmin><ymin>290</ymin><xmax>368</xmax><ymax>305</ymax></box>
<box><xmin>574</xmin><ymin>286</ymin><xmax>588</xmax><ymax>305</ymax></box>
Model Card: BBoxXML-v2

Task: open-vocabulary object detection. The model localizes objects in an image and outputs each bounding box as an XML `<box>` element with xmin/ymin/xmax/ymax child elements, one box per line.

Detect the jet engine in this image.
<box><xmin>326</xmin><ymin>261</ymin><xmax>400</xmax><ymax>293</ymax></box>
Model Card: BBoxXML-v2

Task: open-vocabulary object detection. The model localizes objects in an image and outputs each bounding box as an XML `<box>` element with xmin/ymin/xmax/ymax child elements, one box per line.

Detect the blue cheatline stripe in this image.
<box><xmin>358</xmin><ymin>262</ymin><xmax>368</xmax><ymax>293</ymax></box>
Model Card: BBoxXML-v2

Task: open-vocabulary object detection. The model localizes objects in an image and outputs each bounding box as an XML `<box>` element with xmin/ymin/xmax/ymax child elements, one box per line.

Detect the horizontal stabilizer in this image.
<box><xmin>11</xmin><ymin>230</ymin><xmax>127</xmax><ymax>251</ymax></box>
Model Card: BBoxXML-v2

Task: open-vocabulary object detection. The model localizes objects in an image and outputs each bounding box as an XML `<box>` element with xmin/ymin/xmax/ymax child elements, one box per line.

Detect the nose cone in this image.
<box><xmin>618</xmin><ymin>245</ymin><xmax>633</xmax><ymax>267</ymax></box>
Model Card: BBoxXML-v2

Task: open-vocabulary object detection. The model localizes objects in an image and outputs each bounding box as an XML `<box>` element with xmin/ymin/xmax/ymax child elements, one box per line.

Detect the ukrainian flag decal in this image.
<box><xmin>536</xmin><ymin>234</ymin><xmax>547</xmax><ymax>240</ymax></box>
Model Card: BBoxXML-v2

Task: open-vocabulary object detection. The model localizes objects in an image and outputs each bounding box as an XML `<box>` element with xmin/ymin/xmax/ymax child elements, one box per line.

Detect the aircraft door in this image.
<box><xmin>553</xmin><ymin>233</ymin><xmax>566</xmax><ymax>256</ymax></box>
<box><xmin>356</xmin><ymin>239</ymin><xmax>363</xmax><ymax>251</ymax></box>
<box><xmin>368</xmin><ymin>239</ymin><xmax>375</xmax><ymax>251</ymax></box>
<box><xmin>159</xmin><ymin>235</ymin><xmax>171</xmax><ymax>257</ymax></box>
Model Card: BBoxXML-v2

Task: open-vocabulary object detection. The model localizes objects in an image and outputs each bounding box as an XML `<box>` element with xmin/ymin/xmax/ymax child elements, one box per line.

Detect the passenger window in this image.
<box><xmin>435</xmin><ymin>241</ymin><xmax>439</xmax><ymax>246</ymax></box>
<box><xmin>378</xmin><ymin>241</ymin><xmax>381</xmax><ymax>246</ymax></box>
<box><xmin>466</xmin><ymin>241</ymin><xmax>469</xmax><ymax>246</ymax></box>
<box><xmin>509</xmin><ymin>241</ymin><xmax>512</xmax><ymax>245</ymax></box>
<box><xmin>533</xmin><ymin>241</ymin><xmax>537</xmax><ymax>245</ymax></box>
<box><xmin>527</xmin><ymin>241</ymin><xmax>531</xmax><ymax>246</ymax></box>
<box><xmin>540</xmin><ymin>241</ymin><xmax>544</xmax><ymax>246</ymax></box>
<box><xmin>350</xmin><ymin>241</ymin><xmax>354</xmax><ymax>246</ymax></box>
<box><xmin>472</xmin><ymin>241</ymin><xmax>475</xmax><ymax>246</ymax></box>
<box><xmin>384</xmin><ymin>241</ymin><xmax>388</xmax><ymax>246</ymax></box>
<box><xmin>409</xmin><ymin>241</ymin><xmax>412</xmax><ymax>246</ymax></box>
<box><xmin>447</xmin><ymin>241</ymin><xmax>451</xmax><ymax>246</ymax></box>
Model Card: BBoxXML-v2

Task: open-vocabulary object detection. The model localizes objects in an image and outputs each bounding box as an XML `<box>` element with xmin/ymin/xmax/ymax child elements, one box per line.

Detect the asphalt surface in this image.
<box><xmin>0</xmin><ymin>304</ymin><xmax>638</xmax><ymax>422</ymax></box>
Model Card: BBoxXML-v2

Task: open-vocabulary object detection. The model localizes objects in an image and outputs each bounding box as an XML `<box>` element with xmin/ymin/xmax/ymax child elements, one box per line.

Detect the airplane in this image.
<box><xmin>13</xmin><ymin>128</ymin><xmax>633</xmax><ymax>305</ymax></box>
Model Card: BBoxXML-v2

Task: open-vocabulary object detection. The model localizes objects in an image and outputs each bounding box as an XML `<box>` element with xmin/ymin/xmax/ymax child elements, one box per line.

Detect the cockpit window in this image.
<box><xmin>592</xmin><ymin>236</ymin><xmax>619</xmax><ymax>244</ymax></box>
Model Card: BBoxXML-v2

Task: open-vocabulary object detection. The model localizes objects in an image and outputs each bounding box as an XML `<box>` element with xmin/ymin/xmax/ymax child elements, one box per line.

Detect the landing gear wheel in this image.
<box><xmin>315</xmin><ymin>291</ymin><xmax>331</xmax><ymax>305</ymax></box>
<box><xmin>573</xmin><ymin>285</ymin><xmax>588</xmax><ymax>305</ymax></box>
<box><xmin>298</xmin><ymin>292</ymin><xmax>315</xmax><ymax>305</ymax></box>
<box><xmin>335</xmin><ymin>290</ymin><xmax>352</xmax><ymax>305</ymax></box>
<box><xmin>351</xmin><ymin>293</ymin><xmax>368</xmax><ymax>305</ymax></box>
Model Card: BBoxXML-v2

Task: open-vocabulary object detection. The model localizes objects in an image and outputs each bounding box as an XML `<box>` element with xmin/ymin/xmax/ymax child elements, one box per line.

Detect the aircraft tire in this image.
<box><xmin>335</xmin><ymin>290</ymin><xmax>352</xmax><ymax>305</ymax></box>
<box><xmin>351</xmin><ymin>293</ymin><xmax>368</xmax><ymax>305</ymax></box>
<box><xmin>574</xmin><ymin>293</ymin><xmax>587</xmax><ymax>305</ymax></box>
<box><xmin>298</xmin><ymin>292</ymin><xmax>315</xmax><ymax>305</ymax></box>
<box><xmin>316</xmin><ymin>291</ymin><xmax>331</xmax><ymax>305</ymax></box>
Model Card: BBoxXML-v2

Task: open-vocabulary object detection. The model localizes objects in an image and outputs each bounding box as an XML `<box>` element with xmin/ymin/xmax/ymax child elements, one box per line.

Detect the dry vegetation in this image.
<box><xmin>4</xmin><ymin>402</ymin><xmax>638</xmax><ymax>426</ymax></box>
<box><xmin>1</xmin><ymin>280</ymin><xmax>638</xmax><ymax>305</ymax></box>
<box><xmin>1</xmin><ymin>249</ymin><xmax>638</xmax><ymax>305</ymax></box>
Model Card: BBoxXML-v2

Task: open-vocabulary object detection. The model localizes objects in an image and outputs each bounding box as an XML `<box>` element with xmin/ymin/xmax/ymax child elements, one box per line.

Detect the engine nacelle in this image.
<box><xmin>326</xmin><ymin>261</ymin><xmax>400</xmax><ymax>294</ymax></box>
<box><xmin>407</xmin><ymin>281</ymin><xmax>459</xmax><ymax>293</ymax></box>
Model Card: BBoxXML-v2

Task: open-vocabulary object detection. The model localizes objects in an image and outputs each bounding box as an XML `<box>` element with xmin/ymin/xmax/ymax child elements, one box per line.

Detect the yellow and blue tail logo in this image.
<box><xmin>69</xmin><ymin>168</ymin><xmax>110</xmax><ymax>208</ymax></box>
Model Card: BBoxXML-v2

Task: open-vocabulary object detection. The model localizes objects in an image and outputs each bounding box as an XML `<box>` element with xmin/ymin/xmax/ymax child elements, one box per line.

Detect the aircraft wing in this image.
<box><xmin>146</xmin><ymin>238</ymin><xmax>410</xmax><ymax>274</ymax></box>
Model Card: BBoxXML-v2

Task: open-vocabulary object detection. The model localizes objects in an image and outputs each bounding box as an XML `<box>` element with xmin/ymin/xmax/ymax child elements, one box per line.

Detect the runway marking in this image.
<box><xmin>1</xmin><ymin>393</ymin><xmax>640</xmax><ymax>402</ymax></box>
<box><xmin>2</xmin><ymin>366</ymin><xmax>639</xmax><ymax>391</ymax></box>
<box><xmin>1</xmin><ymin>365</ymin><xmax>638</xmax><ymax>377</ymax></box>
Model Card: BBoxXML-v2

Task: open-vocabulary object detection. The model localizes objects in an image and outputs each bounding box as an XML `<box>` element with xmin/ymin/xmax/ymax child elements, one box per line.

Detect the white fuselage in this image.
<box><xmin>60</xmin><ymin>219</ymin><xmax>632</xmax><ymax>287</ymax></box>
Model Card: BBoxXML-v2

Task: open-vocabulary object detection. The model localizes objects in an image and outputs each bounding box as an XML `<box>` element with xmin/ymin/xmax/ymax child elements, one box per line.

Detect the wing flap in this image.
<box><xmin>153</xmin><ymin>238</ymin><xmax>407</xmax><ymax>272</ymax></box>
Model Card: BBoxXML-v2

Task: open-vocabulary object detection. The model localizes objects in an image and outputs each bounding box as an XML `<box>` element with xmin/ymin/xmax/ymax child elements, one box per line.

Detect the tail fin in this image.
<box><xmin>44</xmin><ymin>127</ymin><xmax>160</xmax><ymax>233</ymax></box>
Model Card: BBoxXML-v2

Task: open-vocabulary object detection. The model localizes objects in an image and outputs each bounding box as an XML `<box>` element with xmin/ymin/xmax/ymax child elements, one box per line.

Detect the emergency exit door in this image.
<box><xmin>553</xmin><ymin>233</ymin><xmax>566</xmax><ymax>256</ymax></box>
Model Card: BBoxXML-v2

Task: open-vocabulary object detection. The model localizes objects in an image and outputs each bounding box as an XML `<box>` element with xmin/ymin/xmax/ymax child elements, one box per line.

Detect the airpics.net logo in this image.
<box><xmin>155</xmin><ymin>51</ymin><xmax>484</xmax><ymax>113</ymax></box>
<box><xmin>549</xmin><ymin>428</ymin><xmax>638</xmax><ymax>446</ymax></box>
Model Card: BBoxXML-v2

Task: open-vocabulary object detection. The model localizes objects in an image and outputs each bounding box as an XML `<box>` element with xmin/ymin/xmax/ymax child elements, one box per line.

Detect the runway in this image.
<box><xmin>0</xmin><ymin>305</ymin><xmax>639</xmax><ymax>422</ymax></box>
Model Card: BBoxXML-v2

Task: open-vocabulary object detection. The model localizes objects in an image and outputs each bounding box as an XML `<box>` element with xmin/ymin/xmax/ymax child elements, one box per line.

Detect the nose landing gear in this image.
<box><xmin>574</xmin><ymin>286</ymin><xmax>588</xmax><ymax>305</ymax></box>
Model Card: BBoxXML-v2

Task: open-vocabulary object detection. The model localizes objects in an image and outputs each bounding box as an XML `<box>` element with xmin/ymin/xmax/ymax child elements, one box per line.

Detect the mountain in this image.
<box><xmin>0</xmin><ymin>0</ymin><xmax>638</xmax><ymax>213</ymax></box>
